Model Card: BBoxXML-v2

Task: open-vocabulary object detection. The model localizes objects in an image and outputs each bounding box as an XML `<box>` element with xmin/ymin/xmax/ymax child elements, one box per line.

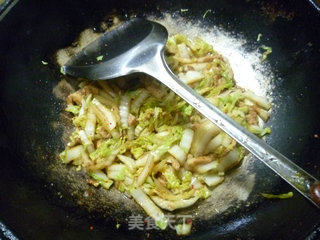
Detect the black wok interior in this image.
<box><xmin>0</xmin><ymin>0</ymin><xmax>320</xmax><ymax>239</ymax></box>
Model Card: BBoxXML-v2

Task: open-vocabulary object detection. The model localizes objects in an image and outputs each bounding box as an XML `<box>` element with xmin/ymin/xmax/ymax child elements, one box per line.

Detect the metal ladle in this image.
<box><xmin>62</xmin><ymin>18</ymin><xmax>320</xmax><ymax>207</ymax></box>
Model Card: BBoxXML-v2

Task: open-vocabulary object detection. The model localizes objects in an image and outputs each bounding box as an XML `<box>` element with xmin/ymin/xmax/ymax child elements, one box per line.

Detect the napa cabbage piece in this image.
<box><xmin>166</xmin><ymin>34</ymin><xmax>191</xmax><ymax>54</ymax></box>
<box><xmin>203</xmin><ymin>174</ymin><xmax>225</xmax><ymax>187</ymax></box>
<box><xmin>163</xmin><ymin>166</ymin><xmax>181</xmax><ymax>189</ymax></box>
<box><xmin>65</xmin><ymin>105</ymin><xmax>80</xmax><ymax>115</ymax></box>
<box><xmin>131</xmin><ymin>147</ymin><xmax>144</xmax><ymax>159</ymax></box>
<box><xmin>136</xmin><ymin>155</ymin><xmax>154</xmax><ymax>186</ymax></box>
<box><xmin>107</xmin><ymin>164</ymin><xmax>132</xmax><ymax>181</ymax></box>
<box><xmin>130</xmin><ymin>89</ymin><xmax>149</xmax><ymax>114</ymax></box>
<box><xmin>73</xmin><ymin>114</ymin><xmax>87</xmax><ymax>129</ymax></box>
<box><xmin>248</xmin><ymin>125</ymin><xmax>271</xmax><ymax>137</ymax></box>
<box><xmin>261</xmin><ymin>45</ymin><xmax>272</xmax><ymax>61</ymax></box>
<box><xmin>216</xmin><ymin>91</ymin><xmax>242</xmax><ymax>114</ymax></box>
<box><xmin>119</xmin><ymin>95</ymin><xmax>130</xmax><ymax>128</ymax></box>
<box><xmin>192</xmin><ymin>37</ymin><xmax>214</xmax><ymax>56</ymax></box>
<box><xmin>179</xmin><ymin>128</ymin><xmax>194</xmax><ymax>154</ymax></box>
<box><xmin>131</xmin><ymin>188</ymin><xmax>168</xmax><ymax>229</ymax></box>
<box><xmin>90</xmin><ymin>138</ymin><xmax>126</xmax><ymax>160</ymax></box>
<box><xmin>60</xmin><ymin>145</ymin><xmax>84</xmax><ymax>164</ymax></box>
<box><xmin>117</xmin><ymin>155</ymin><xmax>135</xmax><ymax>172</ymax></box>
<box><xmin>85</xmin><ymin>107</ymin><xmax>97</xmax><ymax>138</ymax></box>
<box><xmin>168</xmin><ymin>145</ymin><xmax>186</xmax><ymax>164</ymax></box>
<box><xmin>151</xmin><ymin>195</ymin><xmax>200</xmax><ymax>211</ymax></box>
<box><xmin>181</xmin><ymin>105</ymin><xmax>193</xmax><ymax>117</ymax></box>
<box><xmin>91</xmin><ymin>98</ymin><xmax>117</xmax><ymax>132</ymax></box>
<box><xmin>191</xmin><ymin>120</ymin><xmax>220</xmax><ymax>156</ymax></box>
<box><xmin>195</xmin><ymin>186</ymin><xmax>211</xmax><ymax>199</ymax></box>
<box><xmin>175</xmin><ymin>222</ymin><xmax>192</xmax><ymax>236</ymax></box>
<box><xmin>128</xmin><ymin>125</ymin><xmax>183</xmax><ymax>160</ymax></box>
<box><xmin>261</xmin><ymin>192</ymin><xmax>293</xmax><ymax>199</ymax></box>
<box><xmin>215</xmin><ymin>147</ymin><xmax>245</xmax><ymax>172</ymax></box>
<box><xmin>90</xmin><ymin>170</ymin><xmax>113</xmax><ymax>189</ymax></box>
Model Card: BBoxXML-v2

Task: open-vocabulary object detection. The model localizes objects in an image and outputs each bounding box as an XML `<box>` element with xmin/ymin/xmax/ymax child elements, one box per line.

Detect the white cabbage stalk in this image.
<box><xmin>153</xmin><ymin>178</ymin><xmax>195</xmax><ymax>201</ymax></box>
<box><xmin>134</xmin><ymin>125</ymin><xmax>144</xmax><ymax>137</ymax></box>
<box><xmin>243</xmin><ymin>91</ymin><xmax>271</xmax><ymax>110</ymax></box>
<box><xmin>190</xmin><ymin>177</ymin><xmax>203</xmax><ymax>189</ymax></box>
<box><xmin>151</xmin><ymin>195</ymin><xmax>199</xmax><ymax>211</ymax></box>
<box><xmin>168</xmin><ymin>145</ymin><xmax>186</xmax><ymax>164</ymax></box>
<box><xmin>162</xmin><ymin>91</ymin><xmax>175</xmax><ymax>103</ymax></box>
<box><xmin>186</xmin><ymin>155</ymin><xmax>214</xmax><ymax>169</ymax></box>
<box><xmin>85</xmin><ymin>107</ymin><xmax>96</xmax><ymax>138</ymax></box>
<box><xmin>175</xmin><ymin>55</ymin><xmax>214</xmax><ymax>64</ymax></box>
<box><xmin>191</xmin><ymin>120</ymin><xmax>220</xmax><ymax>156</ymax></box>
<box><xmin>179</xmin><ymin>128</ymin><xmax>194</xmax><ymax>153</ymax></box>
<box><xmin>152</xmin><ymin>159</ymin><xmax>168</xmax><ymax>175</ymax></box>
<box><xmin>78</xmin><ymin>130</ymin><xmax>95</xmax><ymax>153</ymax></box>
<box><xmin>135</xmin><ymin>153</ymin><xmax>150</xmax><ymax>168</ymax></box>
<box><xmin>108</xmin><ymin>164</ymin><xmax>125</xmax><ymax>172</ymax></box>
<box><xmin>91</xmin><ymin>98</ymin><xmax>117</xmax><ymax>131</ymax></box>
<box><xmin>90</xmin><ymin>169</ymin><xmax>108</xmax><ymax>182</ymax></box>
<box><xmin>131</xmin><ymin>188</ymin><xmax>168</xmax><ymax>230</ymax></box>
<box><xmin>221</xmin><ymin>134</ymin><xmax>233</xmax><ymax>148</ymax></box>
<box><xmin>155</xmin><ymin>131</ymin><xmax>170</xmax><ymax>138</ymax></box>
<box><xmin>151</xmin><ymin>145</ymin><xmax>171</xmax><ymax>161</ymax></box>
<box><xmin>79</xmin><ymin>98</ymin><xmax>87</xmax><ymax>116</ymax></box>
<box><xmin>99</xmin><ymin>90</ymin><xmax>117</xmax><ymax>104</ymax></box>
<box><xmin>87</xmin><ymin>151</ymin><xmax>119</xmax><ymax>171</ymax></box>
<box><xmin>61</xmin><ymin>145</ymin><xmax>84</xmax><ymax>163</ymax></box>
<box><xmin>195</xmin><ymin>161</ymin><xmax>219</xmax><ymax>174</ymax></box>
<box><xmin>231</xmin><ymin>109</ymin><xmax>246</xmax><ymax>119</ymax></box>
<box><xmin>186</xmin><ymin>63</ymin><xmax>209</xmax><ymax>71</ymax></box>
<box><xmin>140</xmin><ymin>128</ymin><xmax>151</xmax><ymax>137</ymax></box>
<box><xmin>72</xmin><ymin>156</ymin><xmax>84</xmax><ymax>166</ymax></box>
<box><xmin>178</xmin><ymin>70</ymin><xmax>203</xmax><ymax>84</ymax></box>
<box><xmin>131</xmin><ymin>90</ymin><xmax>149</xmax><ymax>114</ymax></box>
<box><xmin>243</xmin><ymin>98</ymin><xmax>254</xmax><ymax>106</ymax></box>
<box><xmin>119</xmin><ymin>95</ymin><xmax>130</xmax><ymax>128</ymax></box>
<box><xmin>136</xmin><ymin>155</ymin><xmax>154</xmax><ymax>186</ymax></box>
<box><xmin>170</xmin><ymin>156</ymin><xmax>181</xmax><ymax>170</ymax></box>
<box><xmin>124</xmin><ymin>176</ymin><xmax>134</xmax><ymax>186</ymax></box>
<box><xmin>117</xmin><ymin>155</ymin><xmax>135</xmax><ymax>172</ymax></box>
<box><xmin>255</xmin><ymin>108</ymin><xmax>270</xmax><ymax>121</ymax></box>
<box><xmin>175</xmin><ymin>222</ymin><xmax>192</xmax><ymax>236</ymax></box>
<box><xmin>216</xmin><ymin>148</ymin><xmax>241</xmax><ymax>172</ymax></box>
<box><xmin>97</xmin><ymin>81</ymin><xmax>117</xmax><ymax>98</ymax></box>
<box><xmin>203</xmin><ymin>174</ymin><xmax>225</xmax><ymax>187</ymax></box>
<box><xmin>127</xmin><ymin>125</ymin><xmax>135</xmax><ymax>141</ymax></box>
<box><xmin>94</xmin><ymin>95</ymin><xmax>115</xmax><ymax>109</ymax></box>
<box><xmin>107</xmin><ymin>171</ymin><xmax>121</xmax><ymax>180</ymax></box>
<box><xmin>105</xmin><ymin>154</ymin><xmax>118</xmax><ymax>167</ymax></box>
<box><xmin>177</xmin><ymin>43</ymin><xmax>190</xmax><ymax>58</ymax></box>
<box><xmin>110</xmin><ymin>129</ymin><xmax>120</xmax><ymax>139</ymax></box>
<box><xmin>90</xmin><ymin>169</ymin><xmax>114</xmax><ymax>189</ymax></box>
<box><xmin>107</xmin><ymin>164</ymin><xmax>127</xmax><ymax>180</ymax></box>
<box><xmin>79</xmin><ymin>94</ymin><xmax>92</xmax><ymax>116</ymax></box>
<box><xmin>81</xmin><ymin>151</ymin><xmax>91</xmax><ymax>166</ymax></box>
<box><xmin>205</xmin><ymin>133</ymin><xmax>223</xmax><ymax>154</ymax></box>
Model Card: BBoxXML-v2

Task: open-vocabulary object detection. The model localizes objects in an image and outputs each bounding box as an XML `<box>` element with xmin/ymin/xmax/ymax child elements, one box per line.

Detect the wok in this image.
<box><xmin>0</xmin><ymin>0</ymin><xmax>320</xmax><ymax>239</ymax></box>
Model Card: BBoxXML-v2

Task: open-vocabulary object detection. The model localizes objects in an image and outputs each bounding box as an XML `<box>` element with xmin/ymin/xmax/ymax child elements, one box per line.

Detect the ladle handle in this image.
<box><xmin>139</xmin><ymin>51</ymin><xmax>320</xmax><ymax>208</ymax></box>
<box><xmin>311</xmin><ymin>182</ymin><xmax>320</xmax><ymax>207</ymax></box>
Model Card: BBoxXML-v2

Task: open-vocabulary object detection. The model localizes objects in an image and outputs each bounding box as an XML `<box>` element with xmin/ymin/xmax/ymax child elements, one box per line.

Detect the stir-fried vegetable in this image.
<box><xmin>261</xmin><ymin>192</ymin><xmax>293</xmax><ymax>199</ymax></box>
<box><xmin>261</xmin><ymin>45</ymin><xmax>272</xmax><ymax>62</ymax></box>
<box><xmin>175</xmin><ymin>222</ymin><xmax>192</xmax><ymax>235</ymax></box>
<box><xmin>60</xmin><ymin>34</ymin><xmax>272</xmax><ymax>235</ymax></box>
